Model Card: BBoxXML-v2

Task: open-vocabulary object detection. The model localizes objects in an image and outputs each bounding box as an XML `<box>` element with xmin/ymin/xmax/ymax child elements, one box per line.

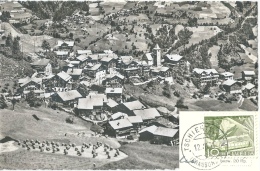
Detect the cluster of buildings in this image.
<box><xmin>191</xmin><ymin>68</ymin><xmax>257</xmax><ymax>97</ymax></box>
<box><xmin>14</xmin><ymin>41</ymin><xmax>182</xmax><ymax>145</ymax></box>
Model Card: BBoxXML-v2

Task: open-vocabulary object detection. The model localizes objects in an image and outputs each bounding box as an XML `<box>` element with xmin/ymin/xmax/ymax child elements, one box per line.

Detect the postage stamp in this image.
<box><xmin>179</xmin><ymin>111</ymin><xmax>259</xmax><ymax>171</ymax></box>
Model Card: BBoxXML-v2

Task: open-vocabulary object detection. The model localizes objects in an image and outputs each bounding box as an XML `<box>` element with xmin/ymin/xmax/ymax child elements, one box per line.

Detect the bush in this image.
<box><xmin>65</xmin><ymin>116</ymin><xmax>74</xmax><ymax>124</ymax></box>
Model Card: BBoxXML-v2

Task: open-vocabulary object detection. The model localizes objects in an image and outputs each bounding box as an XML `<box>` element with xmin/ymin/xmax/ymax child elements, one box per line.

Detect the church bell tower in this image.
<box><xmin>153</xmin><ymin>44</ymin><xmax>161</xmax><ymax>67</ymax></box>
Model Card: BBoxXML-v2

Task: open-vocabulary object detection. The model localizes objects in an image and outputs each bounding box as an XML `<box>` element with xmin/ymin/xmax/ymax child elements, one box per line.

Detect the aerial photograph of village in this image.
<box><xmin>0</xmin><ymin>0</ymin><xmax>258</xmax><ymax>170</ymax></box>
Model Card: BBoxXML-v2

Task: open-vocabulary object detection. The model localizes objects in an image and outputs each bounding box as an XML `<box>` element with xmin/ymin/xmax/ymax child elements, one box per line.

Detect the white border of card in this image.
<box><xmin>179</xmin><ymin>111</ymin><xmax>259</xmax><ymax>171</ymax></box>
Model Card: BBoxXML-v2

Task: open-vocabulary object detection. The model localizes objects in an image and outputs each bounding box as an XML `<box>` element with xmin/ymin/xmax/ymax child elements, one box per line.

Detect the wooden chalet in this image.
<box><xmin>31</xmin><ymin>59</ymin><xmax>52</xmax><ymax>76</ymax></box>
<box><xmin>222</xmin><ymin>80</ymin><xmax>242</xmax><ymax>94</ymax></box>
<box><xmin>66</xmin><ymin>68</ymin><xmax>83</xmax><ymax>80</ymax></box>
<box><xmin>112</xmin><ymin>100</ymin><xmax>146</xmax><ymax>115</ymax></box>
<box><xmin>107</xmin><ymin>119</ymin><xmax>133</xmax><ymax>137</ymax></box>
<box><xmin>105</xmin><ymin>87</ymin><xmax>123</xmax><ymax>103</ymax></box>
<box><xmin>76</xmin><ymin>93</ymin><xmax>108</xmax><ymax>116</ymax></box>
<box><xmin>52</xmin><ymin>90</ymin><xmax>82</xmax><ymax>107</ymax></box>
<box><xmin>133</xmin><ymin>108</ymin><xmax>161</xmax><ymax>125</ymax></box>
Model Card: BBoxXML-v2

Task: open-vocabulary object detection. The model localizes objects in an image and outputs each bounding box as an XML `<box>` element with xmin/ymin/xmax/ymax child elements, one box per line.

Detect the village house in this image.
<box><xmin>112</xmin><ymin>100</ymin><xmax>146</xmax><ymax>116</ymax></box>
<box><xmin>57</xmin><ymin>40</ymin><xmax>75</xmax><ymax>51</ymax></box>
<box><xmin>133</xmin><ymin>108</ymin><xmax>161</xmax><ymax>125</ymax></box>
<box><xmin>222</xmin><ymin>80</ymin><xmax>242</xmax><ymax>94</ymax></box>
<box><xmin>68</xmin><ymin>61</ymin><xmax>80</xmax><ymax>68</ymax></box>
<box><xmin>52</xmin><ymin>90</ymin><xmax>82</xmax><ymax>107</ymax></box>
<box><xmin>105</xmin><ymin>87</ymin><xmax>123</xmax><ymax>103</ymax></box>
<box><xmin>76</xmin><ymin>93</ymin><xmax>108</xmax><ymax>117</ymax></box>
<box><xmin>139</xmin><ymin>125</ymin><xmax>157</xmax><ymax>141</ymax></box>
<box><xmin>107</xmin><ymin>118</ymin><xmax>133</xmax><ymax>137</ymax></box>
<box><xmin>150</xmin><ymin>66</ymin><xmax>171</xmax><ymax>78</ymax></box>
<box><xmin>100</xmin><ymin>57</ymin><xmax>117</xmax><ymax>72</ymax></box>
<box><xmin>18</xmin><ymin>76</ymin><xmax>43</xmax><ymax>97</ymax></box>
<box><xmin>164</xmin><ymin>54</ymin><xmax>184</xmax><ymax>66</ymax></box>
<box><xmin>119</xmin><ymin>56</ymin><xmax>140</xmax><ymax>77</ymax></box>
<box><xmin>85</xmin><ymin>63</ymin><xmax>105</xmax><ymax>77</ymax></box>
<box><xmin>76</xmin><ymin>50</ymin><xmax>92</xmax><ymax>56</ymax></box>
<box><xmin>143</xmin><ymin>53</ymin><xmax>153</xmax><ymax>66</ymax></box>
<box><xmin>126</xmin><ymin>116</ymin><xmax>143</xmax><ymax>131</ymax></box>
<box><xmin>219</xmin><ymin>72</ymin><xmax>234</xmax><ymax>81</ymax></box>
<box><xmin>31</xmin><ymin>59</ymin><xmax>52</xmax><ymax>76</ymax></box>
<box><xmin>76</xmin><ymin>54</ymin><xmax>88</xmax><ymax>68</ymax></box>
<box><xmin>45</xmin><ymin>71</ymin><xmax>72</xmax><ymax>89</ymax></box>
<box><xmin>152</xmin><ymin>127</ymin><xmax>179</xmax><ymax>145</ymax></box>
<box><xmin>110</xmin><ymin>112</ymin><xmax>128</xmax><ymax>120</ymax></box>
<box><xmin>103</xmin><ymin>73</ymin><xmax>125</xmax><ymax>88</ymax></box>
<box><xmin>107</xmin><ymin>98</ymin><xmax>119</xmax><ymax>112</ymax></box>
<box><xmin>66</xmin><ymin>68</ymin><xmax>83</xmax><ymax>81</ymax></box>
<box><xmin>55</xmin><ymin>51</ymin><xmax>69</xmax><ymax>60</ymax></box>
<box><xmin>192</xmin><ymin>68</ymin><xmax>219</xmax><ymax>87</ymax></box>
<box><xmin>241</xmin><ymin>71</ymin><xmax>255</xmax><ymax>81</ymax></box>
<box><xmin>243</xmin><ymin>83</ymin><xmax>257</xmax><ymax>97</ymax></box>
<box><xmin>86</xmin><ymin>54</ymin><xmax>99</xmax><ymax>65</ymax></box>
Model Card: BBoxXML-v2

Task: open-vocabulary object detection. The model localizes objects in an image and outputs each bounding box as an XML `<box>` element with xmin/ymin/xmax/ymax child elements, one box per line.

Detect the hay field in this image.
<box><xmin>0</xmin><ymin>105</ymin><xmax>123</xmax><ymax>169</ymax></box>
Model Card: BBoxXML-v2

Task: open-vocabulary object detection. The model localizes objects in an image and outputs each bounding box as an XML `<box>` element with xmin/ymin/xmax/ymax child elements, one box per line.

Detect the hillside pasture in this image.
<box><xmin>185</xmin><ymin>26</ymin><xmax>222</xmax><ymax>47</ymax></box>
<box><xmin>208</xmin><ymin>45</ymin><xmax>220</xmax><ymax>69</ymax></box>
<box><xmin>96</xmin><ymin>141</ymin><xmax>179</xmax><ymax>170</ymax></box>
<box><xmin>0</xmin><ymin>105</ymin><xmax>124</xmax><ymax>169</ymax></box>
<box><xmin>100</xmin><ymin>1</ymin><xmax>127</xmax><ymax>15</ymax></box>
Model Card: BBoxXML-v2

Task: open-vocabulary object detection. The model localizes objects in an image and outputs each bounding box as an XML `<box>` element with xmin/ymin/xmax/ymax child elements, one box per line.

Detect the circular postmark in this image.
<box><xmin>181</xmin><ymin>122</ymin><xmax>229</xmax><ymax>170</ymax></box>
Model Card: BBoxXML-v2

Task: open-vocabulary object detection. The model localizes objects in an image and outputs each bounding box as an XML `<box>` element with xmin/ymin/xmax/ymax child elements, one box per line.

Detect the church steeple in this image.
<box><xmin>153</xmin><ymin>44</ymin><xmax>161</xmax><ymax>67</ymax></box>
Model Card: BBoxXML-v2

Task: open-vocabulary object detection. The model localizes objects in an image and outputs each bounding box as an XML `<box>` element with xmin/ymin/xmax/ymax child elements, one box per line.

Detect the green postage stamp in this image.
<box><xmin>180</xmin><ymin>111</ymin><xmax>259</xmax><ymax>171</ymax></box>
<box><xmin>205</xmin><ymin>115</ymin><xmax>255</xmax><ymax>157</ymax></box>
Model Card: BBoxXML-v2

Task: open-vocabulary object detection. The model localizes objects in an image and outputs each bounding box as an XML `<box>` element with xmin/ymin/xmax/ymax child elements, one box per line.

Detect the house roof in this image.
<box><xmin>20</xmin><ymin>77</ymin><xmax>42</xmax><ymax>87</ymax></box>
<box><xmin>107</xmin><ymin>98</ymin><xmax>119</xmax><ymax>108</ymax></box>
<box><xmin>154</xmin><ymin>44</ymin><xmax>160</xmax><ymax>50</ymax></box>
<box><xmin>133</xmin><ymin>108</ymin><xmax>161</xmax><ymax>120</ymax></box>
<box><xmin>89</xmin><ymin>64</ymin><xmax>102</xmax><ymax>71</ymax></box>
<box><xmin>127</xmin><ymin>116</ymin><xmax>143</xmax><ymax>123</ymax></box>
<box><xmin>106</xmin><ymin>73</ymin><xmax>124</xmax><ymax>80</ymax></box>
<box><xmin>55</xmin><ymin>51</ymin><xmax>69</xmax><ymax>55</ymax></box>
<box><xmin>66</xmin><ymin>68</ymin><xmax>82</xmax><ymax>76</ymax></box>
<box><xmin>139</xmin><ymin>125</ymin><xmax>158</xmax><ymax>134</ymax></box>
<box><xmin>77</xmin><ymin>50</ymin><xmax>92</xmax><ymax>55</ymax></box>
<box><xmin>57</xmin><ymin>90</ymin><xmax>82</xmax><ymax>102</ymax></box>
<box><xmin>109</xmin><ymin>119</ymin><xmax>133</xmax><ymax>130</ymax></box>
<box><xmin>67</xmin><ymin>63</ymin><xmax>74</xmax><ymax>67</ymax></box>
<box><xmin>120</xmin><ymin>56</ymin><xmax>134</xmax><ymax>65</ymax></box>
<box><xmin>76</xmin><ymin>54</ymin><xmax>88</xmax><ymax>62</ymax></box>
<box><xmin>105</xmin><ymin>88</ymin><xmax>123</xmax><ymax>94</ymax></box>
<box><xmin>145</xmin><ymin>53</ymin><xmax>153</xmax><ymax>61</ymax></box>
<box><xmin>18</xmin><ymin>76</ymin><xmax>30</xmax><ymax>84</ymax></box>
<box><xmin>153</xmin><ymin>127</ymin><xmax>178</xmax><ymax>138</ymax></box>
<box><xmin>31</xmin><ymin>59</ymin><xmax>50</xmax><ymax>66</ymax></box>
<box><xmin>88</xmin><ymin>54</ymin><xmax>99</xmax><ymax>61</ymax></box>
<box><xmin>220</xmin><ymin>72</ymin><xmax>234</xmax><ymax>77</ymax></box>
<box><xmin>101</xmin><ymin>57</ymin><xmax>113</xmax><ymax>62</ymax></box>
<box><xmin>123</xmin><ymin>100</ymin><xmax>146</xmax><ymax>111</ymax></box>
<box><xmin>57</xmin><ymin>71</ymin><xmax>72</xmax><ymax>81</ymax></box>
<box><xmin>193</xmin><ymin>68</ymin><xmax>218</xmax><ymax>74</ymax></box>
<box><xmin>104</xmin><ymin>49</ymin><xmax>113</xmax><ymax>54</ymax></box>
<box><xmin>111</xmin><ymin>112</ymin><xmax>128</xmax><ymax>120</ymax></box>
<box><xmin>165</xmin><ymin>54</ymin><xmax>183</xmax><ymax>62</ymax></box>
<box><xmin>77</xmin><ymin>93</ymin><xmax>108</xmax><ymax>110</ymax></box>
<box><xmin>69</xmin><ymin>61</ymin><xmax>80</xmax><ymax>65</ymax></box>
<box><xmin>222</xmin><ymin>80</ymin><xmax>237</xmax><ymax>86</ymax></box>
<box><xmin>151</xmin><ymin>66</ymin><xmax>169</xmax><ymax>72</ymax></box>
<box><xmin>245</xmin><ymin>83</ymin><xmax>255</xmax><ymax>90</ymax></box>
<box><xmin>57</xmin><ymin>40</ymin><xmax>74</xmax><ymax>47</ymax></box>
<box><xmin>242</xmin><ymin>71</ymin><xmax>255</xmax><ymax>75</ymax></box>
